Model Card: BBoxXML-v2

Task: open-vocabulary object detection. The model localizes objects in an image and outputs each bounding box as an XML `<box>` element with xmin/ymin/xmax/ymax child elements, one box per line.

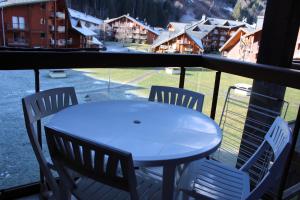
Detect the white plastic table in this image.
<box><xmin>46</xmin><ymin>100</ymin><xmax>222</xmax><ymax>200</ymax></box>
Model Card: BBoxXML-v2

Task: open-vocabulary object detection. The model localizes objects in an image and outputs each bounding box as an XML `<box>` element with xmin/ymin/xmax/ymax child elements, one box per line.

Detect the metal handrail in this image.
<box><xmin>0</xmin><ymin>51</ymin><xmax>299</xmax><ymax>90</ymax></box>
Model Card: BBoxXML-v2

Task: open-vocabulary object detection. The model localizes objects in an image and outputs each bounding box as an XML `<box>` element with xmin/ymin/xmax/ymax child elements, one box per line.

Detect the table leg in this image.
<box><xmin>162</xmin><ymin>164</ymin><xmax>176</xmax><ymax>200</ymax></box>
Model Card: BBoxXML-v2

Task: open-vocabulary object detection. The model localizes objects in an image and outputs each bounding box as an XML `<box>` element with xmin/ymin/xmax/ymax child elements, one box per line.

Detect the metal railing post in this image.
<box><xmin>279</xmin><ymin>106</ymin><xmax>300</xmax><ymax>198</ymax></box>
<box><xmin>179</xmin><ymin>67</ymin><xmax>185</xmax><ymax>89</ymax></box>
<box><xmin>210</xmin><ymin>71</ymin><xmax>221</xmax><ymax>120</ymax></box>
<box><xmin>34</xmin><ymin>69</ymin><xmax>43</xmax><ymax>185</ymax></box>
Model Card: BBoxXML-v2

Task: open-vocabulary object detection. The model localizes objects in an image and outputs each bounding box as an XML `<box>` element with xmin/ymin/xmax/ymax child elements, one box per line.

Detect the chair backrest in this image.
<box><xmin>149</xmin><ymin>86</ymin><xmax>205</xmax><ymax>112</ymax></box>
<box><xmin>22</xmin><ymin>87</ymin><xmax>78</xmax><ymax>199</ymax></box>
<box><xmin>23</xmin><ymin>87</ymin><xmax>78</xmax><ymax>124</ymax></box>
<box><xmin>241</xmin><ymin>117</ymin><xmax>292</xmax><ymax>200</ymax></box>
<box><xmin>45</xmin><ymin>126</ymin><xmax>139</xmax><ymax>199</ymax></box>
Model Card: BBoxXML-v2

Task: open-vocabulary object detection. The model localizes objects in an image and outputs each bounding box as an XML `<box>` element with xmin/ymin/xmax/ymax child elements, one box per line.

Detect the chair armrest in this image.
<box><xmin>240</xmin><ymin>141</ymin><xmax>268</xmax><ymax>172</ymax></box>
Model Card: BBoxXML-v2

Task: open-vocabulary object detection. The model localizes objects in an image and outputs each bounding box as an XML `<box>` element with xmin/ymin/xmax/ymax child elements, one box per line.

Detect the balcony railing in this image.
<box><xmin>6</xmin><ymin>23</ymin><xmax>29</xmax><ymax>31</ymax></box>
<box><xmin>50</xmin><ymin>12</ymin><xmax>65</xmax><ymax>19</ymax></box>
<box><xmin>7</xmin><ymin>39</ymin><xmax>29</xmax><ymax>47</ymax></box>
<box><xmin>49</xmin><ymin>25</ymin><xmax>65</xmax><ymax>33</ymax></box>
<box><xmin>0</xmin><ymin>50</ymin><xmax>299</xmax><ymax>199</ymax></box>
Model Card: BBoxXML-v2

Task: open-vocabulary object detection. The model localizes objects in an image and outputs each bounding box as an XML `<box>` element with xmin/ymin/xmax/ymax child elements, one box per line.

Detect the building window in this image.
<box><xmin>12</xmin><ymin>16</ymin><xmax>18</xmax><ymax>29</ymax></box>
<box><xmin>19</xmin><ymin>17</ymin><xmax>25</xmax><ymax>29</ymax></box>
<box><xmin>40</xmin><ymin>32</ymin><xmax>46</xmax><ymax>38</ymax></box>
<box><xmin>12</xmin><ymin>16</ymin><xmax>25</xmax><ymax>29</ymax></box>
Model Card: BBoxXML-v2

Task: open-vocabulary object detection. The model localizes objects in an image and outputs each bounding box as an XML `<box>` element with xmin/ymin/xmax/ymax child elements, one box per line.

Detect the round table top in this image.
<box><xmin>46</xmin><ymin>100</ymin><xmax>222</xmax><ymax>166</ymax></box>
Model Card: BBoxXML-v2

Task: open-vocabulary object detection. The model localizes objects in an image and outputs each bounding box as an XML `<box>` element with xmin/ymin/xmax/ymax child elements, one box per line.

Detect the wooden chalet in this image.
<box><xmin>105</xmin><ymin>14</ymin><xmax>160</xmax><ymax>44</ymax></box>
<box><xmin>0</xmin><ymin>0</ymin><xmax>102</xmax><ymax>48</ymax></box>
<box><xmin>220</xmin><ymin>27</ymin><xmax>300</xmax><ymax>62</ymax></box>
<box><xmin>151</xmin><ymin>15</ymin><xmax>252</xmax><ymax>54</ymax></box>
<box><xmin>67</xmin><ymin>8</ymin><xmax>104</xmax><ymax>48</ymax></box>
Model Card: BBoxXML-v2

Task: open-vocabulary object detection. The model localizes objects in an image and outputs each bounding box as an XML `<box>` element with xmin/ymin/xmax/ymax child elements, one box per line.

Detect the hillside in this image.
<box><xmin>233</xmin><ymin>0</ymin><xmax>267</xmax><ymax>23</ymax></box>
<box><xmin>66</xmin><ymin>0</ymin><xmax>266</xmax><ymax>26</ymax></box>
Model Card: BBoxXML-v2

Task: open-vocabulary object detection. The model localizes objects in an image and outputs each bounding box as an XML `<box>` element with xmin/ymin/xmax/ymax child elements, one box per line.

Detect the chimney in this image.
<box><xmin>256</xmin><ymin>16</ymin><xmax>264</xmax><ymax>29</ymax></box>
<box><xmin>201</xmin><ymin>14</ymin><xmax>206</xmax><ymax>22</ymax></box>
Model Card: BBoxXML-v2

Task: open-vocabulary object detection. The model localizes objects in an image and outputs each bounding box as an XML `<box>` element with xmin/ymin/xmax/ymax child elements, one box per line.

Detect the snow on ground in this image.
<box><xmin>0</xmin><ymin>69</ymin><xmax>147</xmax><ymax>189</ymax></box>
<box><xmin>105</xmin><ymin>42</ymin><xmax>138</xmax><ymax>53</ymax></box>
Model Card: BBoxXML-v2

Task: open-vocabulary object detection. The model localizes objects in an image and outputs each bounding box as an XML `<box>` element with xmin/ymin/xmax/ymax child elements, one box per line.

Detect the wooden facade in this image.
<box><xmin>153</xmin><ymin>32</ymin><xmax>203</xmax><ymax>54</ymax></box>
<box><xmin>220</xmin><ymin>28</ymin><xmax>300</xmax><ymax>63</ymax></box>
<box><xmin>201</xmin><ymin>27</ymin><xmax>238</xmax><ymax>52</ymax></box>
<box><xmin>105</xmin><ymin>15</ymin><xmax>159</xmax><ymax>44</ymax></box>
<box><xmin>0</xmin><ymin>0</ymin><xmax>89</xmax><ymax>48</ymax></box>
<box><xmin>152</xmin><ymin>18</ymin><xmax>247</xmax><ymax>54</ymax></box>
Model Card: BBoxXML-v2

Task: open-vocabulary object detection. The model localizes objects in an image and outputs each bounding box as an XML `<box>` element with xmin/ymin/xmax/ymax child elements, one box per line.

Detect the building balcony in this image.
<box><xmin>50</xmin><ymin>11</ymin><xmax>65</xmax><ymax>19</ymax></box>
<box><xmin>49</xmin><ymin>25</ymin><xmax>65</xmax><ymax>33</ymax></box>
<box><xmin>179</xmin><ymin>40</ymin><xmax>189</xmax><ymax>45</ymax></box>
<box><xmin>133</xmin><ymin>35</ymin><xmax>140</xmax><ymax>39</ymax></box>
<box><xmin>132</xmin><ymin>30</ymin><xmax>140</xmax><ymax>34</ymax></box>
<box><xmin>6</xmin><ymin>23</ymin><xmax>29</xmax><ymax>31</ymax></box>
<box><xmin>184</xmin><ymin>47</ymin><xmax>193</xmax><ymax>52</ymax></box>
<box><xmin>49</xmin><ymin>39</ymin><xmax>67</xmax><ymax>46</ymax></box>
<box><xmin>220</xmin><ymin>36</ymin><xmax>226</xmax><ymax>41</ymax></box>
<box><xmin>0</xmin><ymin>1</ymin><xmax>299</xmax><ymax>199</ymax></box>
<box><xmin>0</xmin><ymin>51</ymin><xmax>299</xmax><ymax>200</ymax></box>
<box><xmin>220</xmin><ymin>31</ymin><xmax>228</xmax><ymax>36</ymax></box>
<box><xmin>7</xmin><ymin>38</ymin><xmax>29</xmax><ymax>47</ymax></box>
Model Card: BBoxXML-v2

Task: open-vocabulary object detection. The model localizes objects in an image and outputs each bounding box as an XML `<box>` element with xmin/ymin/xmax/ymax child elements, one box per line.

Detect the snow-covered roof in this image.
<box><xmin>105</xmin><ymin>14</ymin><xmax>160</xmax><ymax>36</ymax></box>
<box><xmin>0</xmin><ymin>0</ymin><xmax>52</xmax><ymax>8</ymax></box>
<box><xmin>186</xmin><ymin>31</ymin><xmax>204</xmax><ymax>49</ymax></box>
<box><xmin>167</xmin><ymin>22</ymin><xmax>191</xmax><ymax>32</ymax></box>
<box><xmin>87</xmin><ymin>37</ymin><xmax>103</xmax><ymax>46</ymax></box>
<box><xmin>152</xmin><ymin>23</ymin><xmax>212</xmax><ymax>50</ymax></box>
<box><xmin>205</xmin><ymin>17</ymin><xmax>248</xmax><ymax>27</ymax></box>
<box><xmin>151</xmin><ymin>30</ymin><xmax>185</xmax><ymax>49</ymax></box>
<box><xmin>152</xmin><ymin>16</ymin><xmax>254</xmax><ymax>52</ymax></box>
<box><xmin>219</xmin><ymin>28</ymin><xmax>248</xmax><ymax>52</ymax></box>
<box><xmin>68</xmin><ymin>8</ymin><xmax>103</xmax><ymax>26</ymax></box>
<box><xmin>71</xmin><ymin>20</ymin><xmax>97</xmax><ymax>36</ymax></box>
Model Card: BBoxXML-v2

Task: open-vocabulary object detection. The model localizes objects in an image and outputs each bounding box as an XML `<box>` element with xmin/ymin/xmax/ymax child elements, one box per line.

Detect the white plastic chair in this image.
<box><xmin>149</xmin><ymin>86</ymin><xmax>205</xmax><ymax>112</ymax></box>
<box><xmin>45</xmin><ymin>126</ymin><xmax>162</xmax><ymax>200</ymax></box>
<box><xmin>22</xmin><ymin>87</ymin><xmax>78</xmax><ymax>199</ymax></box>
<box><xmin>146</xmin><ymin>86</ymin><xmax>206</xmax><ymax>179</ymax></box>
<box><xmin>177</xmin><ymin>117</ymin><xmax>292</xmax><ymax>200</ymax></box>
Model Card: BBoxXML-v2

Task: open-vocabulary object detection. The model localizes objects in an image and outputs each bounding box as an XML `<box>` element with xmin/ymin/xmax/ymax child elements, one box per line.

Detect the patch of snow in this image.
<box><xmin>223</xmin><ymin>6</ymin><xmax>233</xmax><ymax>12</ymax></box>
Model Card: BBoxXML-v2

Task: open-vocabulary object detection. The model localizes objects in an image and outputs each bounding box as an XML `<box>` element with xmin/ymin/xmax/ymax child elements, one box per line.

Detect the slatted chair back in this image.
<box><xmin>45</xmin><ymin>126</ymin><xmax>139</xmax><ymax>200</ymax></box>
<box><xmin>149</xmin><ymin>86</ymin><xmax>205</xmax><ymax>112</ymax></box>
<box><xmin>23</xmin><ymin>87</ymin><xmax>78</xmax><ymax>123</ymax></box>
<box><xmin>240</xmin><ymin>117</ymin><xmax>292</xmax><ymax>200</ymax></box>
<box><xmin>22</xmin><ymin>87</ymin><xmax>78</xmax><ymax>199</ymax></box>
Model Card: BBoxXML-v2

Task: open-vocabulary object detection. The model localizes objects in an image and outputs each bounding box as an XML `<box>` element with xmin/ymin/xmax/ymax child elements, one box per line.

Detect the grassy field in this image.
<box><xmin>76</xmin><ymin>67</ymin><xmax>300</xmax><ymax>166</ymax></box>
<box><xmin>76</xmin><ymin>68</ymin><xmax>300</xmax><ymax>122</ymax></box>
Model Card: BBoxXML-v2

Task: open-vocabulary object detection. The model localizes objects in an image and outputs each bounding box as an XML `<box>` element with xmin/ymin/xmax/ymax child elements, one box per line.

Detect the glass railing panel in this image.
<box><xmin>284</xmin><ymin>87</ymin><xmax>300</xmax><ymax>121</ymax></box>
<box><xmin>74</xmin><ymin>67</ymin><xmax>180</xmax><ymax>101</ymax></box>
<box><xmin>0</xmin><ymin>70</ymin><xmax>39</xmax><ymax>190</ymax></box>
